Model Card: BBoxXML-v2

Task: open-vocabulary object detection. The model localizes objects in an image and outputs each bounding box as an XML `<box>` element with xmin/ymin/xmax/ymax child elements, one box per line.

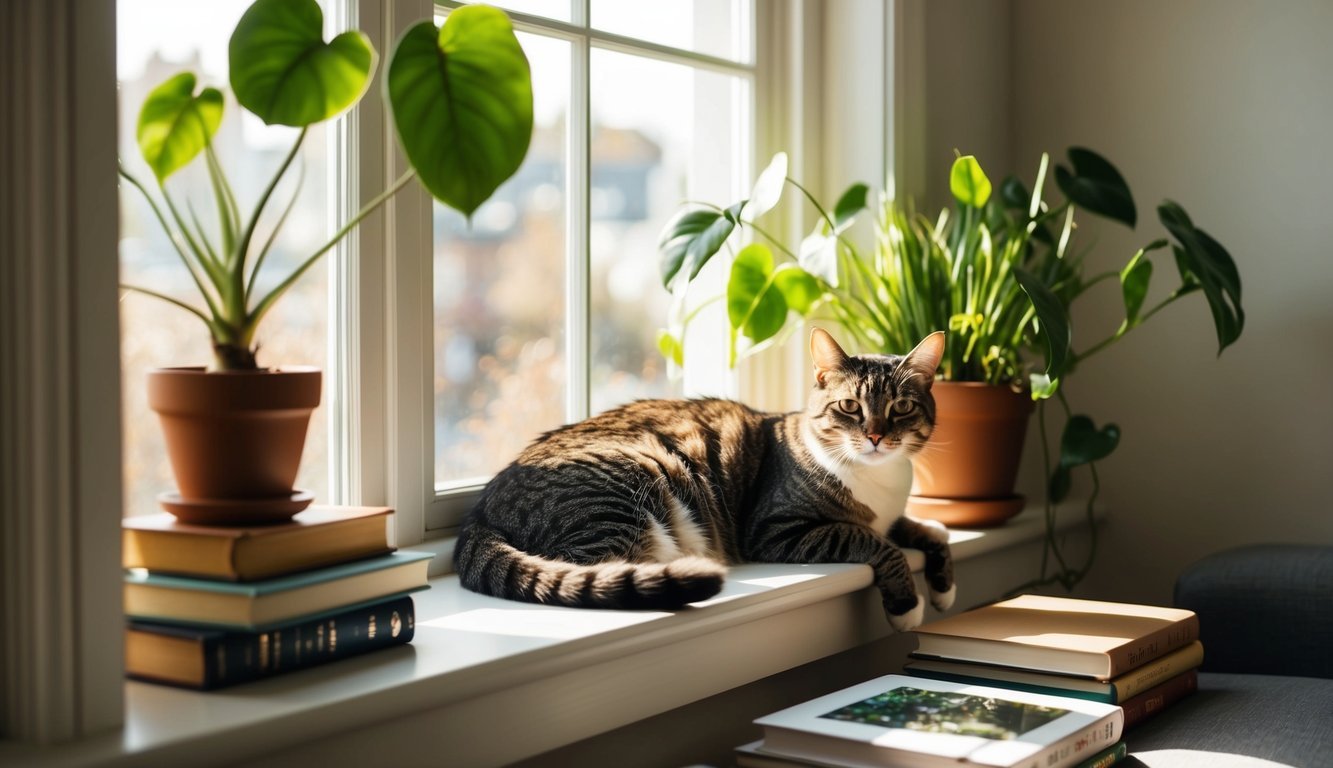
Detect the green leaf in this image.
<box><xmin>773</xmin><ymin>264</ymin><xmax>821</xmax><ymax>315</ymax></box>
<box><xmin>1013</xmin><ymin>267</ymin><xmax>1072</xmax><ymax>379</ymax></box>
<box><xmin>229</xmin><ymin>0</ymin><xmax>375</xmax><ymax>127</ymax></box>
<box><xmin>1029</xmin><ymin>372</ymin><xmax>1060</xmax><ymax>400</ymax></box>
<box><xmin>950</xmin><ymin>155</ymin><xmax>992</xmax><ymax>208</ymax></box>
<box><xmin>1119</xmin><ymin>242</ymin><xmax>1166</xmax><ymax>327</ymax></box>
<box><xmin>658</xmin><ymin>205</ymin><xmax>740</xmax><ymax>289</ymax></box>
<box><xmin>1049</xmin><ymin>415</ymin><xmax>1120</xmax><ymax>504</ymax></box>
<box><xmin>727</xmin><ymin>244</ymin><xmax>788</xmax><ymax>345</ymax></box>
<box><xmin>136</xmin><ymin>72</ymin><xmax>224</xmax><ymax>182</ymax></box>
<box><xmin>387</xmin><ymin>7</ymin><xmax>534</xmax><ymax>217</ymax></box>
<box><xmin>798</xmin><ymin>222</ymin><xmax>839</xmax><ymax>287</ymax></box>
<box><xmin>656</xmin><ymin>330</ymin><xmax>684</xmax><ymax>366</ymax></box>
<box><xmin>999</xmin><ymin>175</ymin><xmax>1029</xmax><ymax>210</ymax></box>
<box><xmin>833</xmin><ymin>183</ymin><xmax>869</xmax><ymax>230</ymax></box>
<box><xmin>1158</xmin><ymin>201</ymin><xmax>1245</xmax><ymax>353</ymax></box>
<box><xmin>744</xmin><ymin>152</ymin><xmax>787</xmax><ymax>219</ymax></box>
<box><xmin>1054</xmin><ymin>146</ymin><xmax>1136</xmax><ymax>227</ymax></box>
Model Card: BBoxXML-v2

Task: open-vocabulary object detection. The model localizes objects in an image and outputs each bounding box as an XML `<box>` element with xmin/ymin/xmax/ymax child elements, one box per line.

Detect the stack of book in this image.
<box><xmin>906</xmin><ymin>595</ymin><xmax>1202</xmax><ymax>736</ymax></box>
<box><xmin>737</xmin><ymin>673</ymin><xmax>1125</xmax><ymax>768</ymax></box>
<box><xmin>122</xmin><ymin>506</ymin><xmax>432</xmax><ymax>690</ymax></box>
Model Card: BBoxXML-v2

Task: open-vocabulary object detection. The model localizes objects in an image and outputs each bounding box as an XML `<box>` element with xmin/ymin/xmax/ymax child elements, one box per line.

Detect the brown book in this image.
<box><xmin>1121</xmin><ymin>669</ymin><xmax>1198</xmax><ymax>731</ymax></box>
<box><xmin>123</xmin><ymin>506</ymin><xmax>393</xmax><ymax>581</ymax></box>
<box><xmin>912</xmin><ymin>594</ymin><xmax>1199</xmax><ymax>680</ymax></box>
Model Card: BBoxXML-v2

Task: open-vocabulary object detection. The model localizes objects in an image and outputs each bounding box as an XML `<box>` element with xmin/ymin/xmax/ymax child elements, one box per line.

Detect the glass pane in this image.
<box><xmin>474</xmin><ymin>0</ymin><xmax>573</xmax><ymax>23</ymax></box>
<box><xmin>589</xmin><ymin>49</ymin><xmax>749</xmax><ymax>415</ymax></box>
<box><xmin>434</xmin><ymin>33</ymin><xmax>571</xmax><ymax>487</ymax></box>
<box><xmin>591</xmin><ymin>0</ymin><xmax>752</xmax><ymax>62</ymax></box>
<box><xmin>117</xmin><ymin>0</ymin><xmax>330</xmax><ymax>517</ymax></box>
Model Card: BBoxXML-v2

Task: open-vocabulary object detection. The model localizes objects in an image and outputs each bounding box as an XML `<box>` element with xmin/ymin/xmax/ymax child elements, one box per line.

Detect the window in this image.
<box><xmin>425</xmin><ymin>0</ymin><xmax>756</xmax><ymax>529</ymax></box>
<box><xmin>116</xmin><ymin>0</ymin><xmax>335</xmax><ymax>517</ymax></box>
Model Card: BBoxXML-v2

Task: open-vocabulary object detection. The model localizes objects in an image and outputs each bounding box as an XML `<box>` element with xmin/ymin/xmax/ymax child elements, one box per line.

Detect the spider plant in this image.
<box><xmin>657</xmin><ymin>148</ymin><xmax>1244</xmax><ymax>590</ymax></box>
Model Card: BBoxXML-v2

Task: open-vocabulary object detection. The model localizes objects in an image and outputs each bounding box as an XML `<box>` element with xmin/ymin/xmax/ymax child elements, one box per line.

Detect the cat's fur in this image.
<box><xmin>454</xmin><ymin>329</ymin><xmax>954</xmax><ymax>630</ymax></box>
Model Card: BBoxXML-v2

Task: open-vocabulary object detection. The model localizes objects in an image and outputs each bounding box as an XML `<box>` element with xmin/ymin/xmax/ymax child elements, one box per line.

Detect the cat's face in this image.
<box><xmin>805</xmin><ymin>329</ymin><xmax>944</xmax><ymax>466</ymax></box>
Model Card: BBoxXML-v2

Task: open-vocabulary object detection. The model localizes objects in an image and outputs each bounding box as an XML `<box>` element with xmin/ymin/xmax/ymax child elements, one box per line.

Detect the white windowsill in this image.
<box><xmin>0</xmin><ymin>507</ymin><xmax>1091</xmax><ymax>767</ymax></box>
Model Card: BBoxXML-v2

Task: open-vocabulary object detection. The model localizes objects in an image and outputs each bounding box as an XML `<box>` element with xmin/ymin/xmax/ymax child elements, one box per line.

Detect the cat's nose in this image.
<box><xmin>867</xmin><ymin>433</ymin><xmax>883</xmax><ymax>446</ymax></box>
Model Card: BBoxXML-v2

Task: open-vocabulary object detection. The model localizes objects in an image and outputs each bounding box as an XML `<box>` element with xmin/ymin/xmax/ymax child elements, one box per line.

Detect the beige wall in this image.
<box><xmin>1007</xmin><ymin>0</ymin><xmax>1333</xmax><ymax>603</ymax></box>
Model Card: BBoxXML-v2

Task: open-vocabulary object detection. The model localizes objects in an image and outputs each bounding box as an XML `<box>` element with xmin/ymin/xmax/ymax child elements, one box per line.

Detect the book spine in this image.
<box><xmin>1107</xmin><ymin>614</ymin><xmax>1199</xmax><ymax>677</ymax></box>
<box><xmin>905</xmin><ymin>668</ymin><xmax>1114</xmax><ymax>703</ymax></box>
<box><xmin>1120</xmin><ymin>669</ymin><xmax>1198</xmax><ymax>731</ymax></box>
<box><xmin>1111</xmin><ymin>642</ymin><xmax>1204</xmax><ymax>702</ymax></box>
<box><xmin>1015</xmin><ymin>712</ymin><xmax>1123</xmax><ymax>768</ymax></box>
<box><xmin>1073</xmin><ymin>741</ymin><xmax>1127</xmax><ymax>768</ymax></box>
<box><xmin>197</xmin><ymin>596</ymin><xmax>415</xmax><ymax>689</ymax></box>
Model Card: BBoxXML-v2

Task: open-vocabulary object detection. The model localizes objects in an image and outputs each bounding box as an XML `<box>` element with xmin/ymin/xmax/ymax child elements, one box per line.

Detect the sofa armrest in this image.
<box><xmin>1174</xmin><ymin>544</ymin><xmax>1333</xmax><ymax>679</ymax></box>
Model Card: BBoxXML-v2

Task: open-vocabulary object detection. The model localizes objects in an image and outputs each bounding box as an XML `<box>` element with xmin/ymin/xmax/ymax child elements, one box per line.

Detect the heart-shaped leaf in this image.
<box><xmin>798</xmin><ymin>222</ymin><xmax>839</xmax><ymax>287</ymax></box>
<box><xmin>1000</xmin><ymin>175</ymin><xmax>1029</xmax><ymax>210</ymax></box>
<box><xmin>950</xmin><ymin>155</ymin><xmax>992</xmax><ymax>208</ymax></box>
<box><xmin>137</xmin><ymin>72</ymin><xmax>224</xmax><ymax>182</ymax></box>
<box><xmin>773</xmin><ymin>264</ymin><xmax>821</xmax><ymax>315</ymax></box>
<box><xmin>1049</xmin><ymin>415</ymin><xmax>1120</xmax><ymax>503</ymax></box>
<box><xmin>1055</xmin><ymin>147</ymin><xmax>1136</xmax><ymax>227</ymax></box>
<box><xmin>1159</xmin><ymin>201</ymin><xmax>1244</xmax><ymax>354</ymax></box>
<box><xmin>660</xmin><ymin>209</ymin><xmax>723</xmax><ymax>288</ymax></box>
<box><xmin>388</xmin><ymin>6</ymin><xmax>534</xmax><ymax>217</ymax></box>
<box><xmin>833</xmin><ymin>183</ymin><xmax>869</xmax><ymax>230</ymax></box>
<box><xmin>229</xmin><ymin>0</ymin><xmax>375</xmax><ymax>127</ymax></box>
<box><xmin>1013</xmin><ymin>267</ymin><xmax>1072</xmax><ymax>379</ymax></box>
<box><xmin>744</xmin><ymin>152</ymin><xmax>787</xmax><ymax>220</ymax></box>
<box><xmin>728</xmin><ymin>244</ymin><xmax>789</xmax><ymax>350</ymax></box>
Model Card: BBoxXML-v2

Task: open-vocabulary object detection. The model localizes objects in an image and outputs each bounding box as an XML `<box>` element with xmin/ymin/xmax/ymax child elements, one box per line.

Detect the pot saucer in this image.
<box><xmin>157</xmin><ymin>489</ymin><xmax>314</xmax><ymax>526</ymax></box>
<box><xmin>906</xmin><ymin>494</ymin><xmax>1025</xmax><ymax>529</ymax></box>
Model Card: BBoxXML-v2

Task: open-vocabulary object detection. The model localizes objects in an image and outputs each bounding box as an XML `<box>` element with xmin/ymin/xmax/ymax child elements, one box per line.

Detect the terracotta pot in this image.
<box><xmin>908</xmin><ymin>381</ymin><xmax>1034</xmax><ymax>528</ymax></box>
<box><xmin>147</xmin><ymin>367</ymin><xmax>321</xmax><ymax>523</ymax></box>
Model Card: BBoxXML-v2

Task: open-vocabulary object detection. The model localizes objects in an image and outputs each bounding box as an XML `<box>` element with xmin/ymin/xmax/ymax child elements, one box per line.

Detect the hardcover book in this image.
<box><xmin>126</xmin><ymin>595</ymin><xmax>416</xmax><ymax>690</ymax></box>
<box><xmin>124</xmin><ymin>550</ymin><xmax>433</xmax><ymax>630</ymax></box>
<box><xmin>753</xmin><ymin>674</ymin><xmax>1123</xmax><ymax>768</ymax></box>
<box><xmin>1120</xmin><ymin>669</ymin><xmax>1198</xmax><ymax>731</ymax></box>
<box><xmin>911</xmin><ymin>595</ymin><xmax>1199</xmax><ymax>679</ymax></box>
<box><xmin>905</xmin><ymin>641</ymin><xmax>1205</xmax><ymax>703</ymax></box>
<box><xmin>122</xmin><ymin>506</ymin><xmax>393</xmax><ymax>581</ymax></box>
<box><xmin>736</xmin><ymin>740</ymin><xmax>1129</xmax><ymax>768</ymax></box>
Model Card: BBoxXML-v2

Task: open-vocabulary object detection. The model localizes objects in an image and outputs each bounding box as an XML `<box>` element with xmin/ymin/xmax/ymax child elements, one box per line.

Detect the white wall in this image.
<box><xmin>1009</xmin><ymin>0</ymin><xmax>1333</xmax><ymax>603</ymax></box>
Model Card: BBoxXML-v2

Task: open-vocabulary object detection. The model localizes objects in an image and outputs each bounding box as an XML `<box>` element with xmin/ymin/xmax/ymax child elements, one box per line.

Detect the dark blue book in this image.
<box><xmin>126</xmin><ymin>595</ymin><xmax>416</xmax><ymax>690</ymax></box>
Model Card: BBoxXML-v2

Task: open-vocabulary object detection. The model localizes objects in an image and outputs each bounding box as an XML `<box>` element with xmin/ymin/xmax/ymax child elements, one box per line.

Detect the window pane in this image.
<box><xmin>591</xmin><ymin>0</ymin><xmax>752</xmax><ymax>62</ymax></box>
<box><xmin>474</xmin><ymin>0</ymin><xmax>573</xmax><ymax>23</ymax></box>
<box><xmin>589</xmin><ymin>49</ymin><xmax>749</xmax><ymax>415</ymax></box>
<box><xmin>117</xmin><ymin>0</ymin><xmax>330</xmax><ymax>517</ymax></box>
<box><xmin>433</xmin><ymin>33</ymin><xmax>570</xmax><ymax>487</ymax></box>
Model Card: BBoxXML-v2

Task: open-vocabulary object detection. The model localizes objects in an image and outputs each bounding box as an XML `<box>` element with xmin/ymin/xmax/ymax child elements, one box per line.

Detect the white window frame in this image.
<box><xmin>337</xmin><ymin>0</ymin><xmax>773</xmax><ymax>552</ymax></box>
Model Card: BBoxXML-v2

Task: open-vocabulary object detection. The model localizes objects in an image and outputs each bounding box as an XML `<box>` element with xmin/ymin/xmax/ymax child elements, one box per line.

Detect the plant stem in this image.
<box><xmin>247</xmin><ymin>168</ymin><xmax>418</xmax><ymax>334</ymax></box>
<box><xmin>232</xmin><ymin>127</ymin><xmax>307</xmax><ymax>319</ymax></box>
<box><xmin>119</xmin><ymin>167</ymin><xmax>225</xmax><ymax>320</ymax></box>
<box><xmin>119</xmin><ymin>284</ymin><xmax>213</xmax><ymax>329</ymax></box>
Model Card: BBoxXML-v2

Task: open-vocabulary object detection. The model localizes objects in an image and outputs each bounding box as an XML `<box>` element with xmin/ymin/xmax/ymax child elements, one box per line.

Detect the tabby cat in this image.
<box><xmin>454</xmin><ymin>328</ymin><xmax>954</xmax><ymax>631</ymax></box>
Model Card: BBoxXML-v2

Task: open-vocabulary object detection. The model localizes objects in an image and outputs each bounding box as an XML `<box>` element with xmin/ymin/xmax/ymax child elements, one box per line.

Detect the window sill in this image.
<box><xmin>0</xmin><ymin>507</ymin><xmax>1092</xmax><ymax>767</ymax></box>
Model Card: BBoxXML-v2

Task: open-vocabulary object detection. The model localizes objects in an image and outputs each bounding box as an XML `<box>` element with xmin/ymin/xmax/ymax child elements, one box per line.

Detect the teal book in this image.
<box><xmin>124</xmin><ymin>550</ymin><xmax>433</xmax><ymax>630</ymax></box>
<box><xmin>127</xmin><ymin>595</ymin><xmax>417</xmax><ymax>690</ymax></box>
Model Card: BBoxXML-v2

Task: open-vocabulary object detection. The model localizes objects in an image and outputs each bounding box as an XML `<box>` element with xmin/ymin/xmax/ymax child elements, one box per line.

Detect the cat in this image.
<box><xmin>454</xmin><ymin>328</ymin><xmax>954</xmax><ymax>631</ymax></box>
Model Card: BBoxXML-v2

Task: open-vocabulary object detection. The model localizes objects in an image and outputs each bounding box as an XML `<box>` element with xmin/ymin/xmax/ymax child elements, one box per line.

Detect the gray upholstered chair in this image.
<box><xmin>1123</xmin><ymin>545</ymin><xmax>1333</xmax><ymax>768</ymax></box>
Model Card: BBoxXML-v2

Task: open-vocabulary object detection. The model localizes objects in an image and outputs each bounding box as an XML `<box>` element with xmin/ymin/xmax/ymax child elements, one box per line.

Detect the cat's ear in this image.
<box><xmin>810</xmin><ymin>327</ymin><xmax>850</xmax><ymax>387</ymax></box>
<box><xmin>903</xmin><ymin>331</ymin><xmax>946</xmax><ymax>389</ymax></box>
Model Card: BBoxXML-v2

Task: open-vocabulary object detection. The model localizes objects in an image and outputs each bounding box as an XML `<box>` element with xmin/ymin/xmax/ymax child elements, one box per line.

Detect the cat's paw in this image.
<box><xmin>930</xmin><ymin>583</ymin><xmax>956</xmax><ymax>612</ymax></box>
<box><xmin>919</xmin><ymin>519</ymin><xmax>950</xmax><ymax>545</ymax></box>
<box><xmin>886</xmin><ymin>593</ymin><xmax>925</xmax><ymax>633</ymax></box>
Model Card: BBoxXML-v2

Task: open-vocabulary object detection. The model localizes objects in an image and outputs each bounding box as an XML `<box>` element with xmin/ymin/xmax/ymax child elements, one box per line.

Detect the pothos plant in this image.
<box><xmin>657</xmin><ymin>148</ymin><xmax>1244</xmax><ymax>591</ymax></box>
<box><xmin>121</xmin><ymin>0</ymin><xmax>533</xmax><ymax>370</ymax></box>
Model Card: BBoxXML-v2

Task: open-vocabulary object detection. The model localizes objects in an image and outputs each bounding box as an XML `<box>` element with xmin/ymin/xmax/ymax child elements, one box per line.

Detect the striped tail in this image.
<box><xmin>454</xmin><ymin>525</ymin><xmax>727</xmax><ymax>610</ymax></box>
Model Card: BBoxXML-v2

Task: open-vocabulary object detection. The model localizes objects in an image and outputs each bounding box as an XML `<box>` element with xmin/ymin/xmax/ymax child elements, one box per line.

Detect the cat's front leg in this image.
<box><xmin>889</xmin><ymin>517</ymin><xmax>955</xmax><ymax>611</ymax></box>
<box><xmin>756</xmin><ymin>521</ymin><xmax>924</xmax><ymax>632</ymax></box>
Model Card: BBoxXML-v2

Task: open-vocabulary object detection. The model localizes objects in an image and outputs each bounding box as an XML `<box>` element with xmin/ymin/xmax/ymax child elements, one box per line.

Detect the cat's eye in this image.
<box><xmin>838</xmin><ymin>399</ymin><xmax>861</xmax><ymax>414</ymax></box>
<box><xmin>891</xmin><ymin>399</ymin><xmax>915</xmax><ymax>416</ymax></box>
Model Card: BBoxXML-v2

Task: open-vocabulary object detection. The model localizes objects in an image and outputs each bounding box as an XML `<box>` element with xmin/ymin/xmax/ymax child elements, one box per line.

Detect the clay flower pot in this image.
<box><xmin>908</xmin><ymin>381</ymin><xmax>1034</xmax><ymax>528</ymax></box>
<box><xmin>147</xmin><ymin>366</ymin><xmax>321</xmax><ymax>525</ymax></box>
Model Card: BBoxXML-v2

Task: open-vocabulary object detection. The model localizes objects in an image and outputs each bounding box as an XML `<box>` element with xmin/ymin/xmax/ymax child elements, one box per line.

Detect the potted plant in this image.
<box><xmin>656</xmin><ymin>148</ymin><xmax>1244</xmax><ymax>590</ymax></box>
<box><xmin>121</xmin><ymin>0</ymin><xmax>533</xmax><ymax>524</ymax></box>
